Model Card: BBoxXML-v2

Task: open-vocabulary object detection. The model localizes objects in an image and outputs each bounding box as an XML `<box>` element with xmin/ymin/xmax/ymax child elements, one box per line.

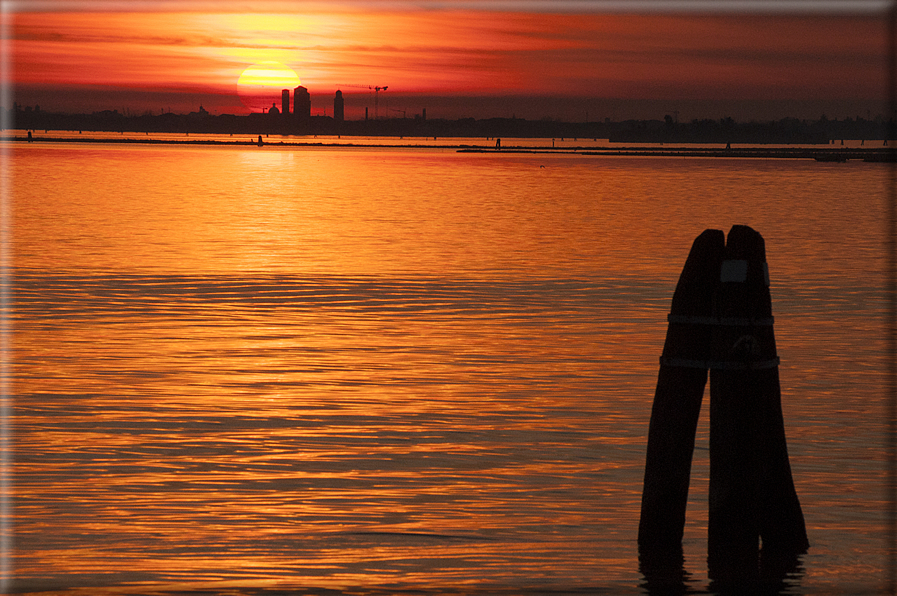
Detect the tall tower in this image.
<box><xmin>293</xmin><ymin>86</ymin><xmax>311</xmax><ymax>122</ymax></box>
<box><xmin>334</xmin><ymin>90</ymin><xmax>344</xmax><ymax>122</ymax></box>
<box><xmin>281</xmin><ymin>89</ymin><xmax>290</xmax><ymax>116</ymax></box>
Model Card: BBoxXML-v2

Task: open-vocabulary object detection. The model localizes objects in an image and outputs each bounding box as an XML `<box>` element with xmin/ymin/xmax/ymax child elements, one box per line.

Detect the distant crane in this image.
<box><xmin>338</xmin><ymin>84</ymin><xmax>388</xmax><ymax>119</ymax></box>
<box><xmin>390</xmin><ymin>108</ymin><xmax>406</xmax><ymax>119</ymax></box>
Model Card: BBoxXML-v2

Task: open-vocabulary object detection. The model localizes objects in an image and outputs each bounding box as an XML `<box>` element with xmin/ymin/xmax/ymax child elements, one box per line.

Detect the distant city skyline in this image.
<box><xmin>8</xmin><ymin>91</ymin><xmax>892</xmax><ymax>124</ymax></box>
<box><xmin>4</xmin><ymin>1</ymin><xmax>893</xmax><ymax>123</ymax></box>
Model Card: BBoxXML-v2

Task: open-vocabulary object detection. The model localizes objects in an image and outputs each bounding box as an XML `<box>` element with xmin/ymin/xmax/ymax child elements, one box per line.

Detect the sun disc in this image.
<box><xmin>237</xmin><ymin>61</ymin><xmax>300</xmax><ymax>112</ymax></box>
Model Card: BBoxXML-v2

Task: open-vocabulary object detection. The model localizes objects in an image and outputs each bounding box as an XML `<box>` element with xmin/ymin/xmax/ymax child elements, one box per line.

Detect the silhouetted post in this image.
<box><xmin>708</xmin><ymin>225</ymin><xmax>808</xmax><ymax>583</ymax></box>
<box><xmin>639</xmin><ymin>229</ymin><xmax>725</xmax><ymax>566</ymax></box>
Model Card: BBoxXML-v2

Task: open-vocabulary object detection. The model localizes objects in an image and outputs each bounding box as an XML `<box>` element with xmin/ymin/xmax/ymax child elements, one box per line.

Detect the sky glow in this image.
<box><xmin>4</xmin><ymin>1</ymin><xmax>893</xmax><ymax>120</ymax></box>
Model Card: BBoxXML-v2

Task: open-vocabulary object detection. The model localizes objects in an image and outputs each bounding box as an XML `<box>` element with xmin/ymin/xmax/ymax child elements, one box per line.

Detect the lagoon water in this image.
<box><xmin>4</xmin><ymin>140</ymin><xmax>892</xmax><ymax>594</ymax></box>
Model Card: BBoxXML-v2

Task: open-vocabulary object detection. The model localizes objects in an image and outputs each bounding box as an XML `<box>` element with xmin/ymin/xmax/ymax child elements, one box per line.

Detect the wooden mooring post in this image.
<box><xmin>639</xmin><ymin>225</ymin><xmax>808</xmax><ymax>585</ymax></box>
<box><xmin>708</xmin><ymin>225</ymin><xmax>808</xmax><ymax>583</ymax></box>
<box><xmin>639</xmin><ymin>229</ymin><xmax>724</xmax><ymax>562</ymax></box>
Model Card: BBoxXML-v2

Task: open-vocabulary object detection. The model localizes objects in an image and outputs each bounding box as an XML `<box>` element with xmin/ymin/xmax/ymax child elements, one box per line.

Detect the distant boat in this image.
<box><xmin>814</xmin><ymin>154</ymin><xmax>848</xmax><ymax>162</ymax></box>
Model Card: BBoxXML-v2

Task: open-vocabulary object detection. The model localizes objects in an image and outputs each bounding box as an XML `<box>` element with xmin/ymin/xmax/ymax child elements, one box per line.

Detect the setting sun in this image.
<box><xmin>237</xmin><ymin>61</ymin><xmax>301</xmax><ymax>112</ymax></box>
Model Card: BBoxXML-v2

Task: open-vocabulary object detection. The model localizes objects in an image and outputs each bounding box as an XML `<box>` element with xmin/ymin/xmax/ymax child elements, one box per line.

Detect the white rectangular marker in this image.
<box><xmin>720</xmin><ymin>259</ymin><xmax>748</xmax><ymax>283</ymax></box>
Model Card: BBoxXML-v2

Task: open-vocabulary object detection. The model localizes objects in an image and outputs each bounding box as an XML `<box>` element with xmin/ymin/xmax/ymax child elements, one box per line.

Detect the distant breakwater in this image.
<box><xmin>460</xmin><ymin>147</ymin><xmax>897</xmax><ymax>161</ymax></box>
<box><xmin>9</xmin><ymin>133</ymin><xmax>897</xmax><ymax>161</ymax></box>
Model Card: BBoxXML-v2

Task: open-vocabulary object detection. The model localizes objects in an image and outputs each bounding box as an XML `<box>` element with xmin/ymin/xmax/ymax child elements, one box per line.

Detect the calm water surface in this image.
<box><xmin>4</xmin><ymin>142</ymin><xmax>891</xmax><ymax>594</ymax></box>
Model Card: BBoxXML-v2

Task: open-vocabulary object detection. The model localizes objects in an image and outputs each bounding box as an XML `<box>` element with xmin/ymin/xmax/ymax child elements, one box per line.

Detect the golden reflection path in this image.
<box><xmin>6</xmin><ymin>142</ymin><xmax>891</xmax><ymax>593</ymax></box>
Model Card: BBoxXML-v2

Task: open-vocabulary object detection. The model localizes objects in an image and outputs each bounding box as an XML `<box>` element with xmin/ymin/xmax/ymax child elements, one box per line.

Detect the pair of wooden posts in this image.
<box><xmin>638</xmin><ymin>226</ymin><xmax>808</xmax><ymax>582</ymax></box>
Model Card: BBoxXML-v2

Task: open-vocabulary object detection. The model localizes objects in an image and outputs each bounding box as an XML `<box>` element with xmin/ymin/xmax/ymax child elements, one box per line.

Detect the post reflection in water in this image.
<box><xmin>7</xmin><ymin>142</ymin><xmax>891</xmax><ymax>594</ymax></box>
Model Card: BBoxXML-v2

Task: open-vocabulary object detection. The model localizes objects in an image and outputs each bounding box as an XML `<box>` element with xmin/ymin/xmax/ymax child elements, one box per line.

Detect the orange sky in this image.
<box><xmin>4</xmin><ymin>1</ymin><xmax>893</xmax><ymax>120</ymax></box>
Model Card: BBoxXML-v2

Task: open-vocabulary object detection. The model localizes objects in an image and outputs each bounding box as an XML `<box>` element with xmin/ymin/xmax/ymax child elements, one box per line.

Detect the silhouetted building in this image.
<box><xmin>294</xmin><ymin>86</ymin><xmax>311</xmax><ymax>122</ymax></box>
<box><xmin>281</xmin><ymin>89</ymin><xmax>290</xmax><ymax>116</ymax></box>
<box><xmin>334</xmin><ymin>90</ymin><xmax>344</xmax><ymax>122</ymax></box>
<box><xmin>268</xmin><ymin>103</ymin><xmax>279</xmax><ymax>116</ymax></box>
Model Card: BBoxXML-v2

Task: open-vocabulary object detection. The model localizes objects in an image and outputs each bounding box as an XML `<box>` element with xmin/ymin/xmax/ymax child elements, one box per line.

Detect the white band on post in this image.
<box><xmin>667</xmin><ymin>314</ymin><xmax>774</xmax><ymax>326</ymax></box>
<box><xmin>660</xmin><ymin>356</ymin><xmax>780</xmax><ymax>370</ymax></box>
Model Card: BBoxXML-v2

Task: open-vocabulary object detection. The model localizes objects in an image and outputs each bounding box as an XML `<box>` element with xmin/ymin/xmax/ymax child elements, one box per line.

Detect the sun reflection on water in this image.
<box><xmin>7</xmin><ymin>143</ymin><xmax>891</xmax><ymax>593</ymax></box>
